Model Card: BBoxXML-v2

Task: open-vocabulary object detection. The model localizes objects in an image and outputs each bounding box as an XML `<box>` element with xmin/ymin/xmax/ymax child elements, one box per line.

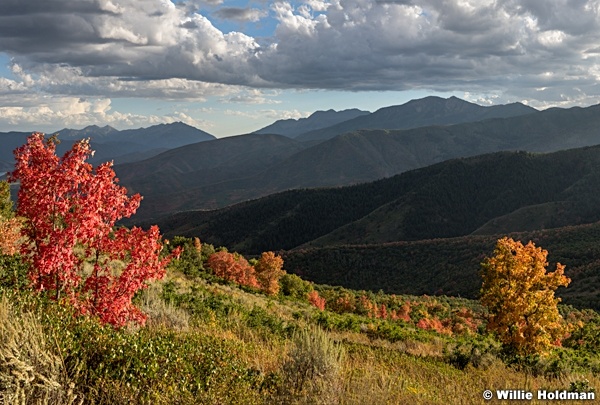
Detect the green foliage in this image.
<box><xmin>444</xmin><ymin>336</ymin><xmax>501</xmax><ymax>370</ymax></box>
<box><xmin>564</xmin><ymin>317</ymin><xmax>600</xmax><ymax>352</ymax></box>
<box><xmin>244</xmin><ymin>306</ymin><xmax>292</xmax><ymax>337</ymax></box>
<box><xmin>166</xmin><ymin>236</ymin><xmax>205</xmax><ymax>277</ymax></box>
<box><xmin>568</xmin><ymin>378</ymin><xmax>596</xmax><ymax>394</ymax></box>
<box><xmin>280</xmin><ymin>273</ymin><xmax>313</xmax><ymax>299</ymax></box>
<box><xmin>0</xmin><ymin>253</ymin><xmax>29</xmax><ymax>290</ymax></box>
<box><xmin>0</xmin><ymin>180</ymin><xmax>13</xmax><ymax>219</ymax></box>
<box><xmin>6</xmin><ymin>289</ymin><xmax>264</xmax><ymax>404</ymax></box>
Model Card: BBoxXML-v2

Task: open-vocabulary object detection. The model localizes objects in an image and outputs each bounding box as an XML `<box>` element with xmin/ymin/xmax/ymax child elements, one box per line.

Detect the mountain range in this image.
<box><xmin>293</xmin><ymin>96</ymin><xmax>537</xmax><ymax>141</ymax></box>
<box><xmin>0</xmin><ymin>122</ymin><xmax>215</xmax><ymax>173</ymax></box>
<box><xmin>5</xmin><ymin>95</ymin><xmax>600</xmax><ymax>311</ymax></box>
<box><xmin>142</xmin><ymin>145</ymin><xmax>600</xmax><ymax>311</ymax></box>
<box><xmin>117</xmin><ymin>96</ymin><xmax>600</xmax><ymax>220</ymax></box>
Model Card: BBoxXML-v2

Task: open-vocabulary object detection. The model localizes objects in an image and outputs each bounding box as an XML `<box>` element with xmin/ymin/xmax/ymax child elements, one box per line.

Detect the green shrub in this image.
<box><xmin>0</xmin><ymin>253</ymin><xmax>29</xmax><ymax>291</ymax></box>
<box><xmin>280</xmin><ymin>274</ymin><xmax>313</xmax><ymax>299</ymax></box>
<box><xmin>166</xmin><ymin>236</ymin><xmax>205</xmax><ymax>278</ymax></box>
<box><xmin>444</xmin><ymin>336</ymin><xmax>501</xmax><ymax>370</ymax></box>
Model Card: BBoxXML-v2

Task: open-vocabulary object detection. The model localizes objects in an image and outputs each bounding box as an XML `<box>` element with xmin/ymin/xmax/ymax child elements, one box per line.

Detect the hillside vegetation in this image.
<box><xmin>116</xmin><ymin>134</ymin><xmax>307</xmax><ymax>200</ymax></box>
<box><xmin>4</xmin><ymin>132</ymin><xmax>600</xmax><ymax>404</ymax></box>
<box><xmin>2</xmin><ymin>237</ymin><xmax>600</xmax><ymax>404</ymax></box>
<box><xmin>282</xmin><ymin>221</ymin><xmax>600</xmax><ymax>311</ymax></box>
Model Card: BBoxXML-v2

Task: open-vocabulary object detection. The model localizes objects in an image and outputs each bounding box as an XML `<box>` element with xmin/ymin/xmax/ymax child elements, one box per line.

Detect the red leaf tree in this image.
<box><xmin>10</xmin><ymin>133</ymin><xmax>177</xmax><ymax>326</ymax></box>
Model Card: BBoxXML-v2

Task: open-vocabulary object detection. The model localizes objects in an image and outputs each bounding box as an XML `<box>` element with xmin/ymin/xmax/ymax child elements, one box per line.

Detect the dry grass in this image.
<box><xmin>0</xmin><ymin>295</ymin><xmax>82</xmax><ymax>405</ymax></box>
<box><xmin>138</xmin><ymin>282</ymin><xmax>189</xmax><ymax>330</ymax></box>
<box><xmin>337</xmin><ymin>345</ymin><xmax>600</xmax><ymax>404</ymax></box>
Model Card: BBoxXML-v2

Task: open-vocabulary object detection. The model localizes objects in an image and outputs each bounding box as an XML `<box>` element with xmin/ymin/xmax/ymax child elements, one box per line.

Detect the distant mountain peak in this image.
<box><xmin>253</xmin><ymin>108</ymin><xmax>370</xmax><ymax>137</ymax></box>
<box><xmin>165</xmin><ymin>121</ymin><xmax>196</xmax><ymax>128</ymax></box>
<box><xmin>83</xmin><ymin>124</ymin><xmax>118</xmax><ymax>132</ymax></box>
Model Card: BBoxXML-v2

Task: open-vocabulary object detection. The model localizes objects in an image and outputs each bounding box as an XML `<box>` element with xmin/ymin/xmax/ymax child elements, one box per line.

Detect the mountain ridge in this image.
<box><xmin>145</xmin><ymin>145</ymin><xmax>600</xmax><ymax>255</ymax></box>
<box><xmin>0</xmin><ymin>122</ymin><xmax>216</xmax><ymax>171</ymax></box>
<box><xmin>253</xmin><ymin>108</ymin><xmax>369</xmax><ymax>137</ymax></box>
<box><xmin>295</xmin><ymin>96</ymin><xmax>538</xmax><ymax>141</ymax></box>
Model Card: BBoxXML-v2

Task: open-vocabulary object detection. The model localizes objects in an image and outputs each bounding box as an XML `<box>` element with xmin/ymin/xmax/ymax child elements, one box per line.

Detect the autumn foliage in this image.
<box><xmin>208</xmin><ymin>250</ymin><xmax>259</xmax><ymax>288</ymax></box>
<box><xmin>0</xmin><ymin>216</ymin><xmax>22</xmax><ymax>256</ymax></box>
<box><xmin>480</xmin><ymin>237</ymin><xmax>571</xmax><ymax>355</ymax></box>
<box><xmin>308</xmin><ymin>290</ymin><xmax>326</xmax><ymax>310</ymax></box>
<box><xmin>254</xmin><ymin>251</ymin><xmax>285</xmax><ymax>295</ymax></box>
<box><xmin>9</xmin><ymin>133</ymin><xmax>177</xmax><ymax>326</ymax></box>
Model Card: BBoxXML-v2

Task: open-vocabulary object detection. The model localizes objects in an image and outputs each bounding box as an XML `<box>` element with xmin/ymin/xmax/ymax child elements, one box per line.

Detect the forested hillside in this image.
<box><xmin>116</xmin><ymin>133</ymin><xmax>307</xmax><ymax>199</ymax></box>
<box><xmin>283</xmin><ymin>221</ymin><xmax>600</xmax><ymax>311</ymax></box>
<box><xmin>152</xmin><ymin>146</ymin><xmax>600</xmax><ymax>254</ymax></box>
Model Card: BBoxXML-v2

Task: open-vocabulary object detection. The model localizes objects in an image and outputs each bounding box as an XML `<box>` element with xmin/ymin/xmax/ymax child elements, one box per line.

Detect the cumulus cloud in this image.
<box><xmin>0</xmin><ymin>0</ymin><xmax>266</xmax><ymax>94</ymax></box>
<box><xmin>1</xmin><ymin>0</ymin><xmax>600</xmax><ymax>109</ymax></box>
<box><xmin>250</xmin><ymin>0</ymin><xmax>600</xmax><ymax>106</ymax></box>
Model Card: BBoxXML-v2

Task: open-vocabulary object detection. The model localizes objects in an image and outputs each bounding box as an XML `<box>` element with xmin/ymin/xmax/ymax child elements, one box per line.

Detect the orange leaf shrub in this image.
<box><xmin>208</xmin><ymin>251</ymin><xmax>259</xmax><ymax>288</ymax></box>
<box><xmin>308</xmin><ymin>290</ymin><xmax>326</xmax><ymax>310</ymax></box>
<box><xmin>254</xmin><ymin>251</ymin><xmax>285</xmax><ymax>295</ymax></box>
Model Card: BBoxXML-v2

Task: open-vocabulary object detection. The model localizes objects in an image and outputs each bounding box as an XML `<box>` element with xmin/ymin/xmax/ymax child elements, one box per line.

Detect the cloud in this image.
<box><xmin>1</xmin><ymin>0</ymin><xmax>600</xmax><ymax>109</ymax></box>
<box><xmin>259</xmin><ymin>109</ymin><xmax>309</xmax><ymax>120</ymax></box>
<box><xmin>250</xmin><ymin>0</ymin><xmax>600</xmax><ymax>106</ymax></box>
<box><xmin>213</xmin><ymin>7</ymin><xmax>268</xmax><ymax>22</ymax></box>
<box><xmin>221</xmin><ymin>89</ymin><xmax>282</xmax><ymax>104</ymax></box>
<box><xmin>0</xmin><ymin>0</ymin><xmax>266</xmax><ymax>93</ymax></box>
<box><xmin>0</xmin><ymin>95</ymin><xmax>212</xmax><ymax>132</ymax></box>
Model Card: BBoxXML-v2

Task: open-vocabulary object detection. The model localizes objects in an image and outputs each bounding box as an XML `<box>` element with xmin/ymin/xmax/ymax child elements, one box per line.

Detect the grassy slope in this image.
<box><xmin>2</xmin><ymin>261</ymin><xmax>600</xmax><ymax>404</ymax></box>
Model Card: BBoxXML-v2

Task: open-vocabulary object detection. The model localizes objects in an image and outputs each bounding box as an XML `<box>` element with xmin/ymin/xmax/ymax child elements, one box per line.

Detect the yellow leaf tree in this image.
<box><xmin>480</xmin><ymin>237</ymin><xmax>570</xmax><ymax>356</ymax></box>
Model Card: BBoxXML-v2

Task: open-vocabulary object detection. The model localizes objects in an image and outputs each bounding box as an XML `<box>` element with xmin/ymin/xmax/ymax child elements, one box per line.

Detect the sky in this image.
<box><xmin>1</xmin><ymin>0</ymin><xmax>600</xmax><ymax>137</ymax></box>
